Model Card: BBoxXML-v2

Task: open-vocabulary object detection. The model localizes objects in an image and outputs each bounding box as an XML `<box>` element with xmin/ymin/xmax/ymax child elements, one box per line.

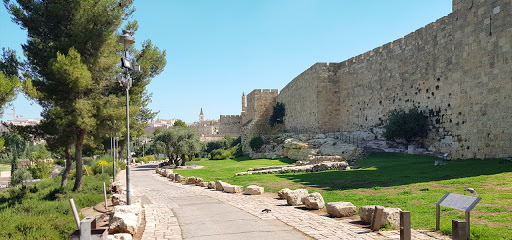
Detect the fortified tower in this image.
<box><xmin>241</xmin><ymin>92</ymin><xmax>247</xmax><ymax>124</ymax></box>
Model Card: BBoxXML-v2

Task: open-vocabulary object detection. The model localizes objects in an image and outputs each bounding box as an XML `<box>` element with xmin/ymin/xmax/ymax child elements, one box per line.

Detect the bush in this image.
<box><xmin>28</xmin><ymin>160</ymin><xmax>53</xmax><ymax>179</ymax></box>
<box><xmin>11</xmin><ymin>168</ymin><xmax>33</xmax><ymax>186</ymax></box>
<box><xmin>91</xmin><ymin>160</ymin><xmax>113</xmax><ymax>176</ymax></box>
<box><xmin>144</xmin><ymin>155</ymin><xmax>156</xmax><ymax>162</ymax></box>
<box><xmin>206</xmin><ymin>140</ymin><xmax>227</xmax><ymax>153</ymax></box>
<box><xmin>0</xmin><ymin>175</ymin><xmax>111</xmax><ymax>239</ymax></box>
<box><xmin>230</xmin><ymin>143</ymin><xmax>244</xmax><ymax>158</ymax></box>
<box><xmin>209</xmin><ymin>149</ymin><xmax>232</xmax><ymax>160</ymax></box>
<box><xmin>249</xmin><ymin>136</ymin><xmax>264</xmax><ymax>151</ymax></box>
<box><xmin>383</xmin><ymin>107</ymin><xmax>429</xmax><ymax>144</ymax></box>
<box><xmin>68</xmin><ymin>166</ymin><xmax>94</xmax><ymax>179</ymax></box>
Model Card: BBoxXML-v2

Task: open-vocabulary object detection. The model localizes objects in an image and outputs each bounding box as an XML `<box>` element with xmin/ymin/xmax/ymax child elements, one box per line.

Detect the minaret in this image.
<box><xmin>241</xmin><ymin>92</ymin><xmax>247</xmax><ymax>124</ymax></box>
<box><xmin>242</xmin><ymin>92</ymin><xmax>247</xmax><ymax>113</ymax></box>
<box><xmin>199</xmin><ymin>108</ymin><xmax>204</xmax><ymax>122</ymax></box>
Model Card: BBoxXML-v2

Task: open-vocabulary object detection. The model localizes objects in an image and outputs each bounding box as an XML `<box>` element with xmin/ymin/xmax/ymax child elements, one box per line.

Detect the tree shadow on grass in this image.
<box><xmin>276</xmin><ymin>152</ymin><xmax>512</xmax><ymax>191</ymax></box>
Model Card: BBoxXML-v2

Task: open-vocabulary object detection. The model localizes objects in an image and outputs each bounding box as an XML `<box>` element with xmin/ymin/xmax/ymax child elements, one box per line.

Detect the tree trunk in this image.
<box><xmin>181</xmin><ymin>154</ymin><xmax>186</xmax><ymax>166</ymax></box>
<box><xmin>61</xmin><ymin>147</ymin><xmax>72</xmax><ymax>187</ymax></box>
<box><xmin>73</xmin><ymin>129</ymin><xmax>86</xmax><ymax>191</ymax></box>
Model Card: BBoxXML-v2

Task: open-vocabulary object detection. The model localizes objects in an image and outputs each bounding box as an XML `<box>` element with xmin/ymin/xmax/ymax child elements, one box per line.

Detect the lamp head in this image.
<box><xmin>118</xmin><ymin>30</ymin><xmax>135</xmax><ymax>48</ymax></box>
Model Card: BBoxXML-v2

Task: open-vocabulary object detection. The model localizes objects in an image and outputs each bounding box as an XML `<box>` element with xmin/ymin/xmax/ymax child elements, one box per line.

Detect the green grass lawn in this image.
<box><xmin>0</xmin><ymin>164</ymin><xmax>11</xmax><ymax>171</ymax></box>
<box><xmin>175</xmin><ymin>153</ymin><xmax>512</xmax><ymax>240</ymax></box>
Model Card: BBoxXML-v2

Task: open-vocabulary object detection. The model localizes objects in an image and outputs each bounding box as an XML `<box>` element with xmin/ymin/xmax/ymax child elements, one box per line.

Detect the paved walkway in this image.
<box><xmin>126</xmin><ymin>163</ymin><xmax>449</xmax><ymax>240</ymax></box>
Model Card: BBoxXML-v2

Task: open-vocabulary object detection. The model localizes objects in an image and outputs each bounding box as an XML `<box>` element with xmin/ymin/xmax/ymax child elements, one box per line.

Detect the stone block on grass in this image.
<box><xmin>302</xmin><ymin>192</ymin><xmax>325</xmax><ymax>209</ymax></box>
<box><xmin>186</xmin><ymin>176</ymin><xmax>196</xmax><ymax>184</ymax></box>
<box><xmin>244</xmin><ymin>185</ymin><xmax>264</xmax><ymax>195</ymax></box>
<box><xmin>286</xmin><ymin>189</ymin><xmax>309</xmax><ymax>206</ymax></box>
<box><xmin>195</xmin><ymin>177</ymin><xmax>204</xmax><ymax>186</ymax></box>
<box><xmin>326</xmin><ymin>202</ymin><xmax>356</xmax><ymax>217</ymax></box>
<box><xmin>223</xmin><ymin>185</ymin><xmax>243</xmax><ymax>193</ymax></box>
<box><xmin>278</xmin><ymin>188</ymin><xmax>291</xmax><ymax>199</ymax></box>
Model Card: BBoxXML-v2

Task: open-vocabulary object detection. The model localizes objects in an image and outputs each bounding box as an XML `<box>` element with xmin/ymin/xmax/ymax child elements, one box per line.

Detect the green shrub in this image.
<box><xmin>249</xmin><ymin>136</ymin><xmax>264</xmax><ymax>151</ymax></box>
<box><xmin>0</xmin><ymin>175</ymin><xmax>110</xmax><ymax>239</ymax></box>
<box><xmin>91</xmin><ymin>160</ymin><xmax>114</xmax><ymax>176</ymax></box>
<box><xmin>68</xmin><ymin>166</ymin><xmax>94</xmax><ymax>179</ymax></box>
<box><xmin>28</xmin><ymin>160</ymin><xmax>53</xmax><ymax>179</ymax></box>
<box><xmin>210</xmin><ymin>149</ymin><xmax>232</xmax><ymax>160</ymax></box>
<box><xmin>383</xmin><ymin>107</ymin><xmax>429</xmax><ymax>144</ymax></box>
<box><xmin>230</xmin><ymin>143</ymin><xmax>244</xmax><ymax>158</ymax></box>
<box><xmin>11</xmin><ymin>168</ymin><xmax>33</xmax><ymax>186</ymax></box>
<box><xmin>144</xmin><ymin>155</ymin><xmax>156</xmax><ymax>163</ymax></box>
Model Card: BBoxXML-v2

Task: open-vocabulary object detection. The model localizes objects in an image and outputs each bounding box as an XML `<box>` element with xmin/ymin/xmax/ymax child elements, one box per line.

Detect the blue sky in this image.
<box><xmin>0</xmin><ymin>1</ymin><xmax>452</xmax><ymax>123</ymax></box>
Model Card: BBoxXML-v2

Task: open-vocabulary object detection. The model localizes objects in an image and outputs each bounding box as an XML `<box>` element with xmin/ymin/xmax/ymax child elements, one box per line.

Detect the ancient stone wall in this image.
<box><xmin>275</xmin><ymin>0</ymin><xmax>512</xmax><ymax>159</ymax></box>
<box><xmin>241</xmin><ymin>89</ymin><xmax>278</xmax><ymax>152</ymax></box>
<box><xmin>219</xmin><ymin>115</ymin><xmax>242</xmax><ymax>137</ymax></box>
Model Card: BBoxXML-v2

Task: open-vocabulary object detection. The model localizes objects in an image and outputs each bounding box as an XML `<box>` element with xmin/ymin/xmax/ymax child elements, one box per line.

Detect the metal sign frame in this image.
<box><xmin>436</xmin><ymin>192</ymin><xmax>481</xmax><ymax>233</ymax></box>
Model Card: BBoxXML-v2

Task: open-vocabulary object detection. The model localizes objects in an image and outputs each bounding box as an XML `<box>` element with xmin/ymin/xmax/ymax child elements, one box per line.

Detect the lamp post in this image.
<box><xmin>118</xmin><ymin>30</ymin><xmax>136</xmax><ymax>205</ymax></box>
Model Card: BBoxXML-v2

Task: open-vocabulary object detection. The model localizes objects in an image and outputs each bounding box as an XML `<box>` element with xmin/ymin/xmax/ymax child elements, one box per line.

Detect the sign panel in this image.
<box><xmin>437</xmin><ymin>193</ymin><xmax>481</xmax><ymax>211</ymax></box>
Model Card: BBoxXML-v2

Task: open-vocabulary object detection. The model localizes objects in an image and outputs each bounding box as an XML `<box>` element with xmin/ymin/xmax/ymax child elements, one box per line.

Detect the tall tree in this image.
<box><xmin>0</xmin><ymin>48</ymin><xmax>20</xmax><ymax>114</ymax></box>
<box><xmin>5</xmin><ymin>0</ymin><xmax>134</xmax><ymax>190</ymax></box>
<box><xmin>2</xmin><ymin>133</ymin><xmax>27</xmax><ymax>173</ymax></box>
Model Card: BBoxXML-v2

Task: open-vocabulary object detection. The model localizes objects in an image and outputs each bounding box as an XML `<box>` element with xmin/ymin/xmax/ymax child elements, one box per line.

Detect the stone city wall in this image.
<box><xmin>275</xmin><ymin>0</ymin><xmax>512</xmax><ymax>159</ymax></box>
<box><xmin>241</xmin><ymin>89</ymin><xmax>278</xmax><ymax>152</ymax></box>
<box><xmin>219</xmin><ymin>115</ymin><xmax>242</xmax><ymax>137</ymax></box>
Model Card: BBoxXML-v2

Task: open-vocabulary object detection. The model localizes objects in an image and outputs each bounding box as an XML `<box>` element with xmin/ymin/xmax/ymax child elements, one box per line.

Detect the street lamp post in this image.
<box><xmin>118</xmin><ymin>30</ymin><xmax>136</xmax><ymax>205</ymax></box>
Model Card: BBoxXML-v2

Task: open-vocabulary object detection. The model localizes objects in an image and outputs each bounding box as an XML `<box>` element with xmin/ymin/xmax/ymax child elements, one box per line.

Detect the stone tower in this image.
<box><xmin>242</xmin><ymin>92</ymin><xmax>247</xmax><ymax>113</ymax></box>
<box><xmin>199</xmin><ymin>108</ymin><xmax>204</xmax><ymax>122</ymax></box>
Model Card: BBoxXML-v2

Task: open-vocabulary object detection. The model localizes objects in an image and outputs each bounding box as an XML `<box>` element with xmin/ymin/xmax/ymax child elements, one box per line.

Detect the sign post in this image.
<box><xmin>436</xmin><ymin>192</ymin><xmax>481</xmax><ymax>234</ymax></box>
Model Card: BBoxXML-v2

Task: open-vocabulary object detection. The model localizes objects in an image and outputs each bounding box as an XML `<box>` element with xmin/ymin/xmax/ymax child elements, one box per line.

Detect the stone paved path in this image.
<box><xmin>126</xmin><ymin>163</ymin><xmax>450</xmax><ymax>240</ymax></box>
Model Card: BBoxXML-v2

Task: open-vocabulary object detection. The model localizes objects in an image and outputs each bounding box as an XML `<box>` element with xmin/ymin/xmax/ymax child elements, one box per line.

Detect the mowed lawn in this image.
<box><xmin>174</xmin><ymin>153</ymin><xmax>512</xmax><ymax>240</ymax></box>
<box><xmin>0</xmin><ymin>164</ymin><xmax>10</xmax><ymax>171</ymax></box>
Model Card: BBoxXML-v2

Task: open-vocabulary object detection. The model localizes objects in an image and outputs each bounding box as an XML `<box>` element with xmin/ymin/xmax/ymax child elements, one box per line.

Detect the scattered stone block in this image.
<box><xmin>113</xmin><ymin>205</ymin><xmax>143</xmax><ymax>224</ymax></box>
<box><xmin>199</xmin><ymin>182</ymin><xmax>209</xmax><ymax>187</ymax></box>
<box><xmin>359</xmin><ymin>205</ymin><xmax>382</xmax><ymax>224</ymax></box>
<box><xmin>359</xmin><ymin>205</ymin><xmax>382</xmax><ymax>223</ymax></box>
<box><xmin>302</xmin><ymin>192</ymin><xmax>325</xmax><ymax>209</ymax></box>
<box><xmin>186</xmin><ymin>176</ymin><xmax>196</xmax><ymax>184</ymax></box>
<box><xmin>244</xmin><ymin>185</ymin><xmax>264</xmax><ymax>195</ymax></box>
<box><xmin>382</xmin><ymin>208</ymin><xmax>402</xmax><ymax>227</ymax></box>
<box><xmin>326</xmin><ymin>202</ymin><xmax>356</xmax><ymax>217</ymax></box>
<box><xmin>109</xmin><ymin>212</ymin><xmax>138</xmax><ymax>235</ymax></box>
<box><xmin>195</xmin><ymin>177</ymin><xmax>204</xmax><ymax>186</ymax></box>
<box><xmin>215</xmin><ymin>180</ymin><xmax>227</xmax><ymax>191</ymax></box>
<box><xmin>223</xmin><ymin>185</ymin><xmax>243</xmax><ymax>193</ymax></box>
<box><xmin>207</xmin><ymin>181</ymin><xmax>216</xmax><ymax>189</ymax></box>
<box><xmin>278</xmin><ymin>188</ymin><xmax>291</xmax><ymax>199</ymax></box>
<box><xmin>286</xmin><ymin>189</ymin><xmax>309</xmax><ymax>206</ymax></box>
<box><xmin>112</xmin><ymin>194</ymin><xmax>126</xmax><ymax>206</ymax></box>
<box><xmin>107</xmin><ymin>233</ymin><xmax>133</xmax><ymax>240</ymax></box>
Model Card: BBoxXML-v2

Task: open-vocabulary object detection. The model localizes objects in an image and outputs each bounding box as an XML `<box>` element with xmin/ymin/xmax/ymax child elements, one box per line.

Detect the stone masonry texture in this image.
<box><xmin>271</xmin><ymin>0</ymin><xmax>512</xmax><ymax>159</ymax></box>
